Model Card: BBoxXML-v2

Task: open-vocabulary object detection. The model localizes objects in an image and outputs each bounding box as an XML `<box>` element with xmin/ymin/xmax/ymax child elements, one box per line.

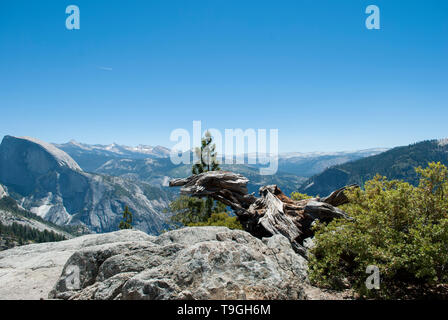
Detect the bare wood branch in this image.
<box><xmin>320</xmin><ymin>184</ymin><xmax>359</xmax><ymax>207</ymax></box>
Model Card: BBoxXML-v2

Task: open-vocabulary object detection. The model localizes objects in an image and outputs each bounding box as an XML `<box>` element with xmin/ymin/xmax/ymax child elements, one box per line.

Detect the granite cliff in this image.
<box><xmin>0</xmin><ymin>136</ymin><xmax>173</xmax><ymax>234</ymax></box>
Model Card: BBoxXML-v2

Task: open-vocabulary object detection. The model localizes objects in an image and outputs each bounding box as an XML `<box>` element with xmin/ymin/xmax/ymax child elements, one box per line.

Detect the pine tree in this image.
<box><xmin>192</xmin><ymin>131</ymin><xmax>220</xmax><ymax>174</ymax></box>
<box><xmin>192</xmin><ymin>131</ymin><xmax>222</xmax><ymax>216</ymax></box>
<box><xmin>169</xmin><ymin>131</ymin><xmax>228</xmax><ymax>226</ymax></box>
<box><xmin>119</xmin><ymin>206</ymin><xmax>133</xmax><ymax>230</ymax></box>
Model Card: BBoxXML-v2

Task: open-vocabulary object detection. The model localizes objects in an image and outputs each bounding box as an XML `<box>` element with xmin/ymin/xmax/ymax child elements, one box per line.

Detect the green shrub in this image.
<box><xmin>169</xmin><ymin>195</ymin><xmax>229</xmax><ymax>226</ymax></box>
<box><xmin>309</xmin><ymin>162</ymin><xmax>448</xmax><ymax>298</ymax></box>
<box><xmin>290</xmin><ymin>192</ymin><xmax>312</xmax><ymax>201</ymax></box>
<box><xmin>188</xmin><ymin>212</ymin><xmax>243</xmax><ymax>230</ymax></box>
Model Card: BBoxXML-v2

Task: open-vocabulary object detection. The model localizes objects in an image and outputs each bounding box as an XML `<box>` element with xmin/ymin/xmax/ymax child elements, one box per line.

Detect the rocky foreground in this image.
<box><xmin>0</xmin><ymin>227</ymin><xmax>349</xmax><ymax>300</ymax></box>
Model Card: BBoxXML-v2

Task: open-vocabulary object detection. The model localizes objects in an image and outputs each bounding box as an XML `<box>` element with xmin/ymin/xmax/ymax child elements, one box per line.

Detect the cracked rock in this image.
<box><xmin>49</xmin><ymin>227</ymin><xmax>309</xmax><ymax>300</ymax></box>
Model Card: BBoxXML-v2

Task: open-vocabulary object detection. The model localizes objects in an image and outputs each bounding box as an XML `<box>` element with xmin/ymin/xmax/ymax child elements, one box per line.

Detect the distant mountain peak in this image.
<box><xmin>56</xmin><ymin>140</ymin><xmax>172</xmax><ymax>160</ymax></box>
<box><xmin>67</xmin><ymin>139</ymin><xmax>92</xmax><ymax>150</ymax></box>
<box><xmin>438</xmin><ymin>138</ymin><xmax>448</xmax><ymax>147</ymax></box>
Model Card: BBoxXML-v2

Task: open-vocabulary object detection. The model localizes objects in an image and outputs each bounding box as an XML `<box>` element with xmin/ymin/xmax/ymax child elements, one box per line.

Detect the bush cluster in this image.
<box><xmin>188</xmin><ymin>212</ymin><xmax>243</xmax><ymax>230</ymax></box>
<box><xmin>309</xmin><ymin>162</ymin><xmax>448</xmax><ymax>298</ymax></box>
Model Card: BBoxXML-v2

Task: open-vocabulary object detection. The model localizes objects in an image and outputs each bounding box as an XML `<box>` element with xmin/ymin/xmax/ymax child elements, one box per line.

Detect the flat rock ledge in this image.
<box><xmin>0</xmin><ymin>230</ymin><xmax>153</xmax><ymax>300</ymax></box>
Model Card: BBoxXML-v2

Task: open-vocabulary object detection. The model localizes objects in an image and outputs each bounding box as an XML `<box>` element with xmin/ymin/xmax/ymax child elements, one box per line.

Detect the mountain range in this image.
<box><xmin>55</xmin><ymin>140</ymin><xmax>386</xmax><ymax>195</ymax></box>
<box><xmin>299</xmin><ymin>139</ymin><xmax>448</xmax><ymax>197</ymax></box>
<box><xmin>56</xmin><ymin>139</ymin><xmax>386</xmax><ymax>177</ymax></box>
<box><xmin>53</xmin><ymin>141</ymin><xmax>171</xmax><ymax>172</ymax></box>
<box><xmin>0</xmin><ymin>134</ymin><xmax>398</xmax><ymax>238</ymax></box>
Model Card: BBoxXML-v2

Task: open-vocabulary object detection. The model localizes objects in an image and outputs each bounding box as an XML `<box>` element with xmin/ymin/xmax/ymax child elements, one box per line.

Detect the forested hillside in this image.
<box><xmin>0</xmin><ymin>196</ymin><xmax>70</xmax><ymax>250</ymax></box>
<box><xmin>300</xmin><ymin>140</ymin><xmax>448</xmax><ymax>197</ymax></box>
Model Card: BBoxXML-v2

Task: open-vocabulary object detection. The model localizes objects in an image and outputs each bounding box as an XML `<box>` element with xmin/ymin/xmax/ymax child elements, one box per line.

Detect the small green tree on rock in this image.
<box><xmin>192</xmin><ymin>131</ymin><xmax>220</xmax><ymax>174</ymax></box>
<box><xmin>119</xmin><ymin>206</ymin><xmax>133</xmax><ymax>230</ymax></box>
<box><xmin>168</xmin><ymin>131</ymin><xmax>240</xmax><ymax>229</ymax></box>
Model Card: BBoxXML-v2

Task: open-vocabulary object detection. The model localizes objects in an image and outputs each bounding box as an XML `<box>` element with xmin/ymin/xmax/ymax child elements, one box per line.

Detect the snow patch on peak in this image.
<box><xmin>152</xmin><ymin>145</ymin><xmax>171</xmax><ymax>155</ymax></box>
<box><xmin>122</xmin><ymin>144</ymin><xmax>171</xmax><ymax>156</ymax></box>
<box><xmin>67</xmin><ymin>140</ymin><xmax>93</xmax><ymax>151</ymax></box>
<box><xmin>19</xmin><ymin>136</ymin><xmax>83</xmax><ymax>171</ymax></box>
<box><xmin>56</xmin><ymin>139</ymin><xmax>172</xmax><ymax>159</ymax></box>
<box><xmin>438</xmin><ymin>138</ymin><xmax>448</xmax><ymax>147</ymax></box>
<box><xmin>104</xmin><ymin>143</ymin><xmax>125</xmax><ymax>154</ymax></box>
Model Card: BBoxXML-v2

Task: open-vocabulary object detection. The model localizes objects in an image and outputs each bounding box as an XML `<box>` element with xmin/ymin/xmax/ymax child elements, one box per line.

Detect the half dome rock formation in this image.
<box><xmin>0</xmin><ymin>136</ymin><xmax>172</xmax><ymax>233</ymax></box>
<box><xmin>0</xmin><ymin>227</ymin><xmax>314</xmax><ymax>300</ymax></box>
<box><xmin>17</xmin><ymin>136</ymin><xmax>83</xmax><ymax>171</ymax></box>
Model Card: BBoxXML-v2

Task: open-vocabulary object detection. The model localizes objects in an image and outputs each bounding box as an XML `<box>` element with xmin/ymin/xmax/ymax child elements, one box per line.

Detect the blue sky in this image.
<box><xmin>0</xmin><ymin>0</ymin><xmax>447</xmax><ymax>152</ymax></box>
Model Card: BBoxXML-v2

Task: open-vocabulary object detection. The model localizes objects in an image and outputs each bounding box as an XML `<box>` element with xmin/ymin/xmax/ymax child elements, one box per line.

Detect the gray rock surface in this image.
<box><xmin>0</xmin><ymin>227</ymin><xmax>350</xmax><ymax>300</ymax></box>
<box><xmin>45</xmin><ymin>227</ymin><xmax>308</xmax><ymax>300</ymax></box>
<box><xmin>0</xmin><ymin>230</ymin><xmax>153</xmax><ymax>300</ymax></box>
<box><xmin>303</xmin><ymin>237</ymin><xmax>315</xmax><ymax>251</ymax></box>
<box><xmin>0</xmin><ymin>136</ymin><xmax>173</xmax><ymax>234</ymax></box>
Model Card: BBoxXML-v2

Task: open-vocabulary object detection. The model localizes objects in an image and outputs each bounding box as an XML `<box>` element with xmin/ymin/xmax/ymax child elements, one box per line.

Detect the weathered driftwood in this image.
<box><xmin>169</xmin><ymin>171</ymin><xmax>354</xmax><ymax>256</ymax></box>
<box><xmin>321</xmin><ymin>184</ymin><xmax>358</xmax><ymax>207</ymax></box>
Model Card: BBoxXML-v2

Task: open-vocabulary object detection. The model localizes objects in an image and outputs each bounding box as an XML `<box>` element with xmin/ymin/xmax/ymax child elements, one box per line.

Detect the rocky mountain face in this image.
<box><xmin>0</xmin><ymin>136</ymin><xmax>173</xmax><ymax>234</ymax></box>
<box><xmin>0</xmin><ymin>196</ymin><xmax>72</xmax><ymax>239</ymax></box>
<box><xmin>299</xmin><ymin>139</ymin><xmax>448</xmax><ymax>197</ymax></box>
<box><xmin>0</xmin><ymin>227</ymin><xmax>337</xmax><ymax>300</ymax></box>
<box><xmin>0</xmin><ymin>192</ymin><xmax>74</xmax><ymax>251</ymax></box>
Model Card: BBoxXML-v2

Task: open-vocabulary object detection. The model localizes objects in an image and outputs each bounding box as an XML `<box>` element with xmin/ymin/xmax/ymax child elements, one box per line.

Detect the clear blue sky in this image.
<box><xmin>0</xmin><ymin>0</ymin><xmax>447</xmax><ymax>152</ymax></box>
